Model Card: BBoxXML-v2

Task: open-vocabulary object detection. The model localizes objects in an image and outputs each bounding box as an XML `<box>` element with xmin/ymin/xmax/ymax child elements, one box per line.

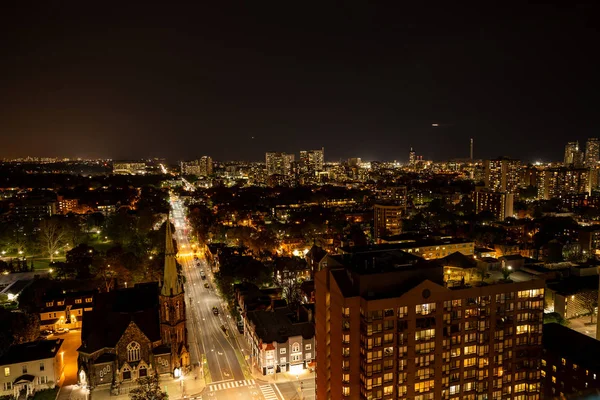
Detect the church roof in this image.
<box><xmin>161</xmin><ymin>217</ymin><xmax>183</xmax><ymax>297</ymax></box>
<box><xmin>79</xmin><ymin>283</ymin><xmax>161</xmax><ymax>354</ymax></box>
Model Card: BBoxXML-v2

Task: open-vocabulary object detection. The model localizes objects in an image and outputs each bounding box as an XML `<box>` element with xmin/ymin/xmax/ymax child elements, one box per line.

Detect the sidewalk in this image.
<box><xmin>80</xmin><ymin>374</ymin><xmax>206</xmax><ymax>400</ymax></box>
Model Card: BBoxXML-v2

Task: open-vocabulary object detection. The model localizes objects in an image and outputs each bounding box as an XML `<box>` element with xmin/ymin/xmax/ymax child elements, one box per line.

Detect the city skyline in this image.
<box><xmin>0</xmin><ymin>3</ymin><xmax>597</xmax><ymax>161</ymax></box>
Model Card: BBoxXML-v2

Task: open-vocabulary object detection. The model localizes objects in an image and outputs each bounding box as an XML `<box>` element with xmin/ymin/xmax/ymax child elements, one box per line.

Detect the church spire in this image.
<box><xmin>161</xmin><ymin>216</ymin><xmax>183</xmax><ymax>297</ymax></box>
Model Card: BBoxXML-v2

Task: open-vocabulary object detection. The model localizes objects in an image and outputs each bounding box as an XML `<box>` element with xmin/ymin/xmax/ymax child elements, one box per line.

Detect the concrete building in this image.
<box><xmin>244</xmin><ymin>306</ymin><xmax>315</xmax><ymax>375</ymax></box>
<box><xmin>472</xmin><ymin>188</ymin><xmax>514</xmax><ymax>220</ymax></box>
<box><xmin>373</xmin><ymin>203</ymin><xmax>404</xmax><ymax>241</ymax></box>
<box><xmin>181</xmin><ymin>156</ymin><xmax>212</xmax><ymax>176</ymax></box>
<box><xmin>0</xmin><ymin>339</ymin><xmax>64</xmax><ymax>398</ymax></box>
<box><xmin>266</xmin><ymin>152</ymin><xmax>294</xmax><ymax>176</ymax></box>
<box><xmin>56</xmin><ymin>196</ymin><xmax>79</xmax><ymax>214</ymax></box>
<box><xmin>316</xmin><ymin>251</ymin><xmax>545</xmax><ymax>400</ymax></box>
<box><xmin>484</xmin><ymin>157</ymin><xmax>521</xmax><ymax>194</ymax></box>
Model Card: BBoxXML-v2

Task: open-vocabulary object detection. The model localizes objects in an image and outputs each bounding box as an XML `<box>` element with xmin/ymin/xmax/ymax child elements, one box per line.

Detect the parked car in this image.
<box><xmin>212</xmin><ymin>307</ymin><xmax>219</xmax><ymax>315</ymax></box>
<box><xmin>204</xmin><ymin>283</ymin><xmax>210</xmax><ymax>289</ymax></box>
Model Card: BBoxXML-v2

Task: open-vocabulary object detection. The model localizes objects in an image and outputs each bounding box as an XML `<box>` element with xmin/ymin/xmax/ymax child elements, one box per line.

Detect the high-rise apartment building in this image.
<box><xmin>348</xmin><ymin>158</ymin><xmax>362</xmax><ymax>167</ymax></box>
<box><xmin>299</xmin><ymin>148</ymin><xmax>325</xmax><ymax>174</ymax></box>
<box><xmin>564</xmin><ymin>141</ymin><xmax>584</xmax><ymax>167</ymax></box>
<box><xmin>198</xmin><ymin>156</ymin><xmax>213</xmax><ymax>176</ymax></box>
<box><xmin>266</xmin><ymin>152</ymin><xmax>294</xmax><ymax>176</ymax></box>
<box><xmin>537</xmin><ymin>167</ymin><xmax>590</xmax><ymax>200</ymax></box>
<box><xmin>374</xmin><ymin>203</ymin><xmax>404</xmax><ymax>241</ymax></box>
<box><xmin>484</xmin><ymin>157</ymin><xmax>521</xmax><ymax>194</ymax></box>
<box><xmin>316</xmin><ymin>252</ymin><xmax>545</xmax><ymax>400</ymax></box>
<box><xmin>472</xmin><ymin>188</ymin><xmax>514</xmax><ymax>220</ymax></box>
<box><xmin>585</xmin><ymin>138</ymin><xmax>599</xmax><ymax>167</ymax></box>
<box><xmin>181</xmin><ymin>156</ymin><xmax>213</xmax><ymax>176</ymax></box>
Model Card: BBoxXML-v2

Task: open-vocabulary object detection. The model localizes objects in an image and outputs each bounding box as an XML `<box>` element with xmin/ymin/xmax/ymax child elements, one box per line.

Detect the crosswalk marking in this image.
<box><xmin>259</xmin><ymin>384</ymin><xmax>279</xmax><ymax>400</ymax></box>
<box><xmin>209</xmin><ymin>379</ymin><xmax>256</xmax><ymax>392</ymax></box>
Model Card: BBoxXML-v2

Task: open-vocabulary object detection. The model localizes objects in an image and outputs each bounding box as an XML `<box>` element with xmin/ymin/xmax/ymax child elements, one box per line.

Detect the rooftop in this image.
<box><xmin>340</xmin><ymin>237</ymin><xmax>473</xmax><ymax>254</ymax></box>
<box><xmin>246</xmin><ymin>307</ymin><xmax>314</xmax><ymax>344</ymax></box>
<box><xmin>0</xmin><ymin>339</ymin><xmax>63</xmax><ymax>365</ymax></box>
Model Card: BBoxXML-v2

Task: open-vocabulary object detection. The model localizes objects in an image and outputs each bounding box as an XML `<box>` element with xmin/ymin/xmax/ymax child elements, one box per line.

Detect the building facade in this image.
<box><xmin>39</xmin><ymin>290</ymin><xmax>96</xmax><ymax>332</ymax></box>
<box><xmin>316</xmin><ymin>256</ymin><xmax>544</xmax><ymax>400</ymax></box>
<box><xmin>472</xmin><ymin>189</ymin><xmax>514</xmax><ymax>221</ymax></box>
<box><xmin>266</xmin><ymin>152</ymin><xmax>295</xmax><ymax>176</ymax></box>
<box><xmin>484</xmin><ymin>157</ymin><xmax>521</xmax><ymax>194</ymax></box>
<box><xmin>0</xmin><ymin>339</ymin><xmax>64</xmax><ymax>399</ymax></box>
<box><xmin>542</xmin><ymin>323</ymin><xmax>600</xmax><ymax>398</ymax></box>
<box><xmin>244</xmin><ymin>306</ymin><xmax>315</xmax><ymax>375</ymax></box>
<box><xmin>374</xmin><ymin>204</ymin><xmax>404</xmax><ymax>242</ymax></box>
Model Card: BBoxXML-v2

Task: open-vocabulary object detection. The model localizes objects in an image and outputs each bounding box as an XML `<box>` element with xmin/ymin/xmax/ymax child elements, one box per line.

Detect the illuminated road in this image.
<box><xmin>171</xmin><ymin>196</ymin><xmax>270</xmax><ymax>400</ymax></box>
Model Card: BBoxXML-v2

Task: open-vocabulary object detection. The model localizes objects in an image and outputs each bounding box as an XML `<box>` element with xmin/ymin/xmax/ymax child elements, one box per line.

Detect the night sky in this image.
<box><xmin>0</xmin><ymin>3</ymin><xmax>598</xmax><ymax>162</ymax></box>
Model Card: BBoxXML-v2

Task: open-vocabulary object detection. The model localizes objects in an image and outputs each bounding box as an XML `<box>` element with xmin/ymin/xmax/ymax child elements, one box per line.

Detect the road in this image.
<box><xmin>171</xmin><ymin>197</ymin><xmax>262</xmax><ymax>400</ymax></box>
<box><xmin>171</xmin><ymin>195</ymin><xmax>315</xmax><ymax>400</ymax></box>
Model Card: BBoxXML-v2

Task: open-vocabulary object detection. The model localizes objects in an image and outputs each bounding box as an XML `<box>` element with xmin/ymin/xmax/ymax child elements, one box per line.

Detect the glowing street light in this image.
<box><xmin>18</xmin><ymin>251</ymin><xmax>23</xmax><ymax>255</ymax></box>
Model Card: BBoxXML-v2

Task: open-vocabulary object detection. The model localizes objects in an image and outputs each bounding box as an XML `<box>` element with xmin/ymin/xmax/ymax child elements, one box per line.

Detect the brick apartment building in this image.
<box><xmin>316</xmin><ymin>250</ymin><xmax>544</xmax><ymax>400</ymax></box>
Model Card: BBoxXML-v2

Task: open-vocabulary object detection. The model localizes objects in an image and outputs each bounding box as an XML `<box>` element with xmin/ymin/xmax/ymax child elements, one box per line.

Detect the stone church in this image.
<box><xmin>77</xmin><ymin>219</ymin><xmax>189</xmax><ymax>390</ymax></box>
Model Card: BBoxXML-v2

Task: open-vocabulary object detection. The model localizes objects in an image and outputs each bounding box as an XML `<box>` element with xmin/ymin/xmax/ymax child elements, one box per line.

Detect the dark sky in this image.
<box><xmin>0</xmin><ymin>3</ymin><xmax>598</xmax><ymax>162</ymax></box>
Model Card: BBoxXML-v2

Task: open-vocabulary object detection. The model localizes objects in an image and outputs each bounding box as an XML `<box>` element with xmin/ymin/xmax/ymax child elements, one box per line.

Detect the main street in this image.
<box><xmin>170</xmin><ymin>196</ymin><xmax>262</xmax><ymax>400</ymax></box>
<box><xmin>170</xmin><ymin>195</ymin><xmax>315</xmax><ymax>400</ymax></box>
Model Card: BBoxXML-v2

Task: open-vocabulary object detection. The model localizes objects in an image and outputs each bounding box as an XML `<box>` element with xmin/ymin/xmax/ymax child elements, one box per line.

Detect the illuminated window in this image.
<box><xmin>3</xmin><ymin>367</ymin><xmax>9</xmax><ymax>377</ymax></box>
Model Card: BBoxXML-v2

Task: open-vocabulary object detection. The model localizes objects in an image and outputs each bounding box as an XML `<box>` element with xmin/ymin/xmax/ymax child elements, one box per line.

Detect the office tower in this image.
<box><xmin>266</xmin><ymin>152</ymin><xmax>294</xmax><ymax>176</ymax></box>
<box><xmin>538</xmin><ymin>167</ymin><xmax>591</xmax><ymax>200</ymax></box>
<box><xmin>315</xmin><ymin>253</ymin><xmax>545</xmax><ymax>400</ymax></box>
<box><xmin>484</xmin><ymin>157</ymin><xmax>521</xmax><ymax>194</ymax></box>
<box><xmin>470</xmin><ymin>138</ymin><xmax>474</xmax><ymax>160</ymax></box>
<box><xmin>585</xmin><ymin>138</ymin><xmax>599</xmax><ymax>167</ymax></box>
<box><xmin>299</xmin><ymin>148</ymin><xmax>325</xmax><ymax>174</ymax></box>
<box><xmin>198</xmin><ymin>156</ymin><xmax>213</xmax><ymax>176</ymax></box>
<box><xmin>373</xmin><ymin>203</ymin><xmax>404</xmax><ymax>241</ymax></box>
<box><xmin>408</xmin><ymin>148</ymin><xmax>416</xmax><ymax>167</ymax></box>
<box><xmin>472</xmin><ymin>188</ymin><xmax>514</xmax><ymax>220</ymax></box>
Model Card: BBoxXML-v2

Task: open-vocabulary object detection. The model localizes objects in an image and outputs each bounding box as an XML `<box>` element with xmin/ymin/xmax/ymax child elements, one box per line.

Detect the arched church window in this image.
<box><xmin>164</xmin><ymin>302</ymin><xmax>169</xmax><ymax>321</ymax></box>
<box><xmin>127</xmin><ymin>342</ymin><xmax>141</xmax><ymax>362</ymax></box>
<box><xmin>176</xmin><ymin>301</ymin><xmax>180</xmax><ymax>320</ymax></box>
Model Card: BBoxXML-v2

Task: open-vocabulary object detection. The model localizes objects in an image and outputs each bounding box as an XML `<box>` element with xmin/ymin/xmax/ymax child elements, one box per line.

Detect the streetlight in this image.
<box><xmin>18</xmin><ymin>251</ymin><xmax>23</xmax><ymax>255</ymax></box>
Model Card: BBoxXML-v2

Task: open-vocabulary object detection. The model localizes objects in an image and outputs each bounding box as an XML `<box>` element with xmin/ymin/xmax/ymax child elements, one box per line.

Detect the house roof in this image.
<box><xmin>246</xmin><ymin>307</ymin><xmax>314</xmax><ymax>344</ymax></box>
<box><xmin>0</xmin><ymin>339</ymin><xmax>63</xmax><ymax>366</ymax></box>
<box><xmin>440</xmin><ymin>252</ymin><xmax>477</xmax><ymax>269</ymax></box>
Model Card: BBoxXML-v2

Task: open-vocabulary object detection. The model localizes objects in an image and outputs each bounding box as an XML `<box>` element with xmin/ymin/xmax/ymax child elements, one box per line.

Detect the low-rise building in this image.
<box><xmin>39</xmin><ymin>290</ymin><xmax>96</xmax><ymax>332</ymax></box>
<box><xmin>244</xmin><ymin>306</ymin><xmax>315</xmax><ymax>375</ymax></box>
<box><xmin>339</xmin><ymin>238</ymin><xmax>475</xmax><ymax>260</ymax></box>
<box><xmin>0</xmin><ymin>339</ymin><xmax>65</xmax><ymax>398</ymax></box>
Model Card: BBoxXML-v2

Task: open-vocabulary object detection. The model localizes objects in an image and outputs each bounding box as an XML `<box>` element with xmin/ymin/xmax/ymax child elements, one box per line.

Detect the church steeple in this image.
<box><xmin>161</xmin><ymin>216</ymin><xmax>183</xmax><ymax>297</ymax></box>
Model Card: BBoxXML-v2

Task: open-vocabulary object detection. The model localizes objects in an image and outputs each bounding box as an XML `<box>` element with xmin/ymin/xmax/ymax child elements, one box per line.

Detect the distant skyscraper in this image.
<box><xmin>348</xmin><ymin>157</ymin><xmax>362</xmax><ymax>167</ymax></box>
<box><xmin>299</xmin><ymin>148</ymin><xmax>324</xmax><ymax>174</ymax></box>
<box><xmin>564</xmin><ymin>141</ymin><xmax>584</xmax><ymax>167</ymax></box>
<box><xmin>408</xmin><ymin>147</ymin><xmax>416</xmax><ymax>166</ymax></box>
<box><xmin>266</xmin><ymin>152</ymin><xmax>294</xmax><ymax>175</ymax></box>
<box><xmin>538</xmin><ymin>167</ymin><xmax>591</xmax><ymax>199</ymax></box>
<box><xmin>180</xmin><ymin>156</ymin><xmax>213</xmax><ymax>176</ymax></box>
<box><xmin>585</xmin><ymin>138</ymin><xmax>599</xmax><ymax>167</ymax></box>
<box><xmin>199</xmin><ymin>156</ymin><xmax>213</xmax><ymax>176</ymax></box>
<box><xmin>470</xmin><ymin>138</ymin><xmax>474</xmax><ymax>160</ymax></box>
<box><xmin>484</xmin><ymin>157</ymin><xmax>521</xmax><ymax>194</ymax></box>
